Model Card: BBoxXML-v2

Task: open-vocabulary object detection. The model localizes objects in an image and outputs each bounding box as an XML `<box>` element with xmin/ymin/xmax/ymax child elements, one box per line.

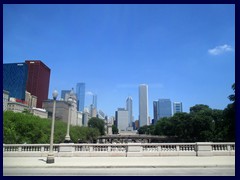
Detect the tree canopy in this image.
<box><xmin>88</xmin><ymin>117</ymin><xmax>105</xmax><ymax>135</ymax></box>
<box><xmin>3</xmin><ymin>111</ymin><xmax>100</xmax><ymax>144</ymax></box>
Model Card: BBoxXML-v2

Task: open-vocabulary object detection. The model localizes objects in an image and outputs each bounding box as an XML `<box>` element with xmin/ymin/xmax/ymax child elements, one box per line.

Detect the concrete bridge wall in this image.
<box><xmin>3</xmin><ymin>142</ymin><xmax>235</xmax><ymax>157</ymax></box>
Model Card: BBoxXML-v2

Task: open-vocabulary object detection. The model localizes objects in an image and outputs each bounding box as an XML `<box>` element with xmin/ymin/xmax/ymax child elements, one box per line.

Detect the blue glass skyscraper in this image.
<box><xmin>157</xmin><ymin>99</ymin><xmax>172</xmax><ymax>120</ymax></box>
<box><xmin>3</xmin><ymin>63</ymin><xmax>28</xmax><ymax>100</ymax></box>
<box><xmin>76</xmin><ymin>83</ymin><xmax>85</xmax><ymax>112</ymax></box>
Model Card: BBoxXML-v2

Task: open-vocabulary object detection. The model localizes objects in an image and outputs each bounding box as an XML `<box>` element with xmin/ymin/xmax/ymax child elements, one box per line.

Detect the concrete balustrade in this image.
<box><xmin>3</xmin><ymin>142</ymin><xmax>235</xmax><ymax>157</ymax></box>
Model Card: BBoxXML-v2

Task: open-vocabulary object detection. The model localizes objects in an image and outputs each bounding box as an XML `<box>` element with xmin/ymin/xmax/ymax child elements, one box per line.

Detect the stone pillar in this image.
<box><xmin>59</xmin><ymin>143</ymin><xmax>75</xmax><ymax>157</ymax></box>
<box><xmin>196</xmin><ymin>142</ymin><xmax>213</xmax><ymax>156</ymax></box>
<box><xmin>127</xmin><ymin>143</ymin><xmax>142</xmax><ymax>157</ymax></box>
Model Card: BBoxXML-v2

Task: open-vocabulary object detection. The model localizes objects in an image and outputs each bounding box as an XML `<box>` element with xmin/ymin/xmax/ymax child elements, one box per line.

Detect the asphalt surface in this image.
<box><xmin>3</xmin><ymin>156</ymin><xmax>235</xmax><ymax>176</ymax></box>
<box><xmin>3</xmin><ymin>167</ymin><xmax>235</xmax><ymax>176</ymax></box>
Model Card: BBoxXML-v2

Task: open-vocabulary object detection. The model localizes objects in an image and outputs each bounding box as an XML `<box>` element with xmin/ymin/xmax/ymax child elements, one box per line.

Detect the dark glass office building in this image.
<box><xmin>157</xmin><ymin>99</ymin><xmax>172</xmax><ymax>119</ymax></box>
<box><xmin>3</xmin><ymin>63</ymin><xmax>28</xmax><ymax>100</ymax></box>
<box><xmin>25</xmin><ymin>60</ymin><xmax>51</xmax><ymax>108</ymax></box>
<box><xmin>76</xmin><ymin>83</ymin><xmax>85</xmax><ymax>112</ymax></box>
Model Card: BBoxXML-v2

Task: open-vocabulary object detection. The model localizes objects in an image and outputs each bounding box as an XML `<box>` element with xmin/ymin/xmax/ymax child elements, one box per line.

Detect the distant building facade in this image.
<box><xmin>153</xmin><ymin>100</ymin><xmax>158</xmax><ymax>124</ymax></box>
<box><xmin>25</xmin><ymin>91</ymin><xmax>37</xmax><ymax>108</ymax></box>
<box><xmin>92</xmin><ymin>94</ymin><xmax>97</xmax><ymax>109</ymax></box>
<box><xmin>31</xmin><ymin>107</ymin><xmax>48</xmax><ymax>119</ymax></box>
<box><xmin>90</xmin><ymin>104</ymin><xmax>97</xmax><ymax>118</ymax></box>
<box><xmin>61</xmin><ymin>90</ymin><xmax>71</xmax><ymax>101</ymax></box>
<box><xmin>173</xmin><ymin>102</ymin><xmax>183</xmax><ymax>114</ymax></box>
<box><xmin>3</xmin><ymin>90</ymin><xmax>9</xmax><ymax>111</ymax></box>
<box><xmin>115</xmin><ymin>108</ymin><xmax>129</xmax><ymax>131</ymax></box>
<box><xmin>76</xmin><ymin>83</ymin><xmax>85</xmax><ymax>112</ymax></box>
<box><xmin>98</xmin><ymin>109</ymin><xmax>105</xmax><ymax>119</ymax></box>
<box><xmin>43</xmin><ymin>100</ymin><xmax>69</xmax><ymax>123</ymax></box>
<box><xmin>139</xmin><ymin>84</ymin><xmax>149</xmax><ymax>127</ymax></box>
<box><xmin>126</xmin><ymin>96</ymin><xmax>133</xmax><ymax>128</ymax></box>
<box><xmin>3</xmin><ymin>63</ymin><xmax>28</xmax><ymax>100</ymax></box>
<box><xmin>25</xmin><ymin>60</ymin><xmax>51</xmax><ymax>108</ymax></box>
<box><xmin>157</xmin><ymin>99</ymin><xmax>172</xmax><ymax>119</ymax></box>
<box><xmin>7</xmin><ymin>100</ymin><xmax>28</xmax><ymax>113</ymax></box>
<box><xmin>3</xmin><ymin>60</ymin><xmax>50</xmax><ymax>109</ymax></box>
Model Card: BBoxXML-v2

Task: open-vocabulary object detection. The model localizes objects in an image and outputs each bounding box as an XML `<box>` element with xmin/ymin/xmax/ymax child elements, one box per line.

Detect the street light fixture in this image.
<box><xmin>46</xmin><ymin>90</ymin><xmax>58</xmax><ymax>163</ymax></box>
<box><xmin>64</xmin><ymin>90</ymin><xmax>73</xmax><ymax>143</ymax></box>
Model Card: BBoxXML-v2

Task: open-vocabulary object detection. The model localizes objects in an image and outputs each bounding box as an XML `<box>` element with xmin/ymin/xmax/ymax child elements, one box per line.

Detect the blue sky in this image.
<box><xmin>3</xmin><ymin>4</ymin><xmax>235</xmax><ymax>120</ymax></box>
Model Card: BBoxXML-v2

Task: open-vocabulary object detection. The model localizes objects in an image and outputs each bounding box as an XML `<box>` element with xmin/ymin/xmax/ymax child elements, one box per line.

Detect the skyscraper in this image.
<box><xmin>173</xmin><ymin>102</ymin><xmax>183</xmax><ymax>114</ymax></box>
<box><xmin>92</xmin><ymin>94</ymin><xmax>97</xmax><ymax>109</ymax></box>
<box><xmin>3</xmin><ymin>63</ymin><xmax>28</xmax><ymax>100</ymax></box>
<box><xmin>25</xmin><ymin>60</ymin><xmax>51</xmax><ymax>108</ymax></box>
<box><xmin>61</xmin><ymin>90</ymin><xmax>71</xmax><ymax>101</ymax></box>
<box><xmin>115</xmin><ymin>108</ymin><xmax>129</xmax><ymax>131</ymax></box>
<box><xmin>126</xmin><ymin>96</ymin><xmax>133</xmax><ymax>127</ymax></box>
<box><xmin>139</xmin><ymin>84</ymin><xmax>149</xmax><ymax>127</ymax></box>
<box><xmin>76</xmin><ymin>83</ymin><xmax>85</xmax><ymax>112</ymax></box>
<box><xmin>157</xmin><ymin>99</ymin><xmax>172</xmax><ymax>120</ymax></box>
<box><xmin>153</xmin><ymin>101</ymin><xmax>158</xmax><ymax>124</ymax></box>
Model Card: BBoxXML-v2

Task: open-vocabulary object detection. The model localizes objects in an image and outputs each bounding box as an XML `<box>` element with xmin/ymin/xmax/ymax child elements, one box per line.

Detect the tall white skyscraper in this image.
<box><xmin>139</xmin><ymin>84</ymin><xmax>149</xmax><ymax>127</ymax></box>
<box><xmin>126</xmin><ymin>97</ymin><xmax>133</xmax><ymax>127</ymax></box>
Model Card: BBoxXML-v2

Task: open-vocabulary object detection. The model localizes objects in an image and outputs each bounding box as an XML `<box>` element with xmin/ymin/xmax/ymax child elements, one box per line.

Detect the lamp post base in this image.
<box><xmin>46</xmin><ymin>154</ymin><xmax>54</xmax><ymax>163</ymax></box>
<box><xmin>64</xmin><ymin>139</ymin><xmax>73</xmax><ymax>143</ymax></box>
<box><xmin>65</xmin><ymin>135</ymin><xmax>72</xmax><ymax>142</ymax></box>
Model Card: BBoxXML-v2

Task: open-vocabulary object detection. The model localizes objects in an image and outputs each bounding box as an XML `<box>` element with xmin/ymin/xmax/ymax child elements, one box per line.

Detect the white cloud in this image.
<box><xmin>208</xmin><ymin>44</ymin><xmax>233</xmax><ymax>55</ymax></box>
<box><xmin>86</xmin><ymin>91</ymin><xmax>94</xmax><ymax>96</ymax></box>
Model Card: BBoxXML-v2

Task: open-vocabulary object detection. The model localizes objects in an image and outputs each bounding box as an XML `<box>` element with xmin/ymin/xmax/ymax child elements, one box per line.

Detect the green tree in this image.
<box><xmin>223</xmin><ymin>83</ymin><xmax>235</xmax><ymax>141</ymax></box>
<box><xmin>170</xmin><ymin>112</ymin><xmax>192</xmax><ymax>142</ymax></box>
<box><xmin>154</xmin><ymin>117</ymin><xmax>173</xmax><ymax>136</ymax></box>
<box><xmin>190</xmin><ymin>105</ymin><xmax>214</xmax><ymax>142</ymax></box>
<box><xmin>88</xmin><ymin>117</ymin><xmax>105</xmax><ymax>135</ymax></box>
<box><xmin>3</xmin><ymin>111</ymin><xmax>102</xmax><ymax>144</ymax></box>
<box><xmin>212</xmin><ymin>109</ymin><xmax>226</xmax><ymax>141</ymax></box>
<box><xmin>138</xmin><ymin>125</ymin><xmax>148</xmax><ymax>134</ymax></box>
<box><xmin>112</xmin><ymin>125</ymin><xmax>119</xmax><ymax>134</ymax></box>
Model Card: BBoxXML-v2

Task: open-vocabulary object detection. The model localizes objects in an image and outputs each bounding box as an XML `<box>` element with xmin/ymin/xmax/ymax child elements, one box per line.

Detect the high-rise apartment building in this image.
<box><xmin>139</xmin><ymin>84</ymin><xmax>149</xmax><ymax>127</ymax></box>
<box><xmin>76</xmin><ymin>83</ymin><xmax>85</xmax><ymax>112</ymax></box>
<box><xmin>157</xmin><ymin>99</ymin><xmax>172</xmax><ymax>120</ymax></box>
<box><xmin>25</xmin><ymin>60</ymin><xmax>51</xmax><ymax>108</ymax></box>
<box><xmin>3</xmin><ymin>63</ymin><xmax>28</xmax><ymax>100</ymax></box>
<box><xmin>173</xmin><ymin>102</ymin><xmax>183</xmax><ymax>114</ymax></box>
<box><xmin>126</xmin><ymin>96</ymin><xmax>133</xmax><ymax>127</ymax></box>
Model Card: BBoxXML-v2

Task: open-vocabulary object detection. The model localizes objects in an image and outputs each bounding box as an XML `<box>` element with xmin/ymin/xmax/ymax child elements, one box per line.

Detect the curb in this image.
<box><xmin>4</xmin><ymin>165</ymin><xmax>235</xmax><ymax>168</ymax></box>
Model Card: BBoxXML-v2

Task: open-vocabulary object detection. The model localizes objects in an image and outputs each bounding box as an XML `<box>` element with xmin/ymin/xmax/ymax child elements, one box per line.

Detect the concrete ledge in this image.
<box><xmin>160</xmin><ymin>152</ymin><xmax>179</xmax><ymax>156</ymax></box>
<box><xmin>127</xmin><ymin>152</ymin><xmax>143</xmax><ymax>157</ymax></box>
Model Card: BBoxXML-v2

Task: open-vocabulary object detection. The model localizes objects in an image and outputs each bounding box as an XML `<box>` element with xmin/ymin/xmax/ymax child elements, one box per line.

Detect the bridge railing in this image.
<box><xmin>3</xmin><ymin>142</ymin><xmax>235</xmax><ymax>157</ymax></box>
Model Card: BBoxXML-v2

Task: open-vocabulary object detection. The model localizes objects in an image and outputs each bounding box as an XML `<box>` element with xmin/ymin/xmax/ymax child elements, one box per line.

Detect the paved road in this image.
<box><xmin>4</xmin><ymin>167</ymin><xmax>235</xmax><ymax>176</ymax></box>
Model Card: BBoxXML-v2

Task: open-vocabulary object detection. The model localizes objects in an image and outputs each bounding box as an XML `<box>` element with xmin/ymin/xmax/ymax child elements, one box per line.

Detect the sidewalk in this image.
<box><xmin>3</xmin><ymin>156</ymin><xmax>235</xmax><ymax>168</ymax></box>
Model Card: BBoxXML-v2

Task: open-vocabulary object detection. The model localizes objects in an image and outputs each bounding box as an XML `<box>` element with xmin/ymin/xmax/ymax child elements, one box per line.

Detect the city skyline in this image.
<box><xmin>3</xmin><ymin>4</ymin><xmax>235</xmax><ymax>119</ymax></box>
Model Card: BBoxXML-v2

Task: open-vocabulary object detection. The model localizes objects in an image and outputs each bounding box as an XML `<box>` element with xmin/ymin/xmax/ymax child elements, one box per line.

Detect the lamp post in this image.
<box><xmin>46</xmin><ymin>90</ymin><xmax>58</xmax><ymax>164</ymax></box>
<box><xmin>65</xmin><ymin>93</ymin><xmax>73</xmax><ymax>143</ymax></box>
